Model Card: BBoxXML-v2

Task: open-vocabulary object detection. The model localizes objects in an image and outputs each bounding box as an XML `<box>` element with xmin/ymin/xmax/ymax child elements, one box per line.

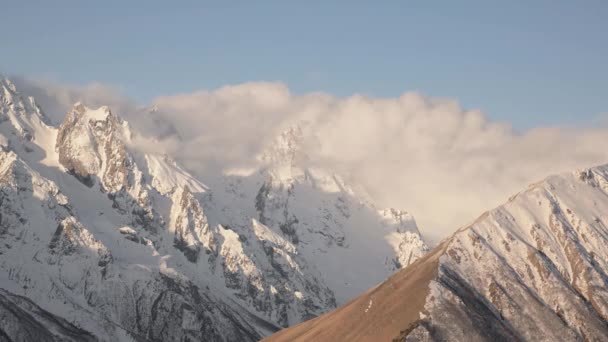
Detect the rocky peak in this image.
<box><xmin>0</xmin><ymin>78</ymin><xmax>50</xmax><ymax>141</ymax></box>
<box><xmin>1</xmin><ymin>78</ymin><xmax>17</xmax><ymax>99</ymax></box>
<box><xmin>56</xmin><ymin>103</ymin><xmax>132</xmax><ymax>190</ymax></box>
<box><xmin>171</xmin><ymin>185</ymin><xmax>216</xmax><ymax>263</ymax></box>
<box><xmin>60</xmin><ymin>102</ymin><xmax>124</xmax><ymax>139</ymax></box>
<box><xmin>379</xmin><ymin>208</ymin><xmax>419</xmax><ymax>233</ymax></box>
<box><xmin>259</xmin><ymin>125</ymin><xmax>309</xmax><ymax>171</ymax></box>
<box><xmin>0</xmin><ymin>78</ymin><xmax>21</xmax><ymax>108</ymax></box>
<box><xmin>1</xmin><ymin>78</ymin><xmax>47</xmax><ymax>120</ymax></box>
<box><xmin>378</xmin><ymin>208</ymin><xmax>429</xmax><ymax>270</ymax></box>
<box><xmin>55</xmin><ymin>103</ymin><xmax>164</xmax><ymax>237</ymax></box>
<box><xmin>67</xmin><ymin>102</ymin><xmax>113</xmax><ymax>123</ymax></box>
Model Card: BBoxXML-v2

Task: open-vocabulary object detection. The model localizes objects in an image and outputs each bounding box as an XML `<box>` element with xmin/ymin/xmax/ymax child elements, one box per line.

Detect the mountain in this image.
<box><xmin>265</xmin><ymin>165</ymin><xmax>608</xmax><ymax>341</ymax></box>
<box><xmin>0</xmin><ymin>77</ymin><xmax>428</xmax><ymax>341</ymax></box>
<box><xmin>203</xmin><ymin>125</ymin><xmax>428</xmax><ymax>304</ymax></box>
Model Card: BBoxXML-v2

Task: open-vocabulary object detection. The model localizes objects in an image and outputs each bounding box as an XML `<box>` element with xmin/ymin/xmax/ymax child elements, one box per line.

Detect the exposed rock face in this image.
<box><xmin>171</xmin><ymin>185</ymin><xmax>215</xmax><ymax>262</ymax></box>
<box><xmin>379</xmin><ymin>208</ymin><xmax>429</xmax><ymax>269</ymax></box>
<box><xmin>265</xmin><ymin>166</ymin><xmax>608</xmax><ymax>342</ymax></box>
<box><xmin>56</xmin><ymin>103</ymin><xmax>163</xmax><ymax>235</ymax></box>
<box><xmin>0</xmin><ymin>78</ymin><xmax>429</xmax><ymax>341</ymax></box>
<box><xmin>56</xmin><ymin>103</ymin><xmax>140</xmax><ymax>195</ymax></box>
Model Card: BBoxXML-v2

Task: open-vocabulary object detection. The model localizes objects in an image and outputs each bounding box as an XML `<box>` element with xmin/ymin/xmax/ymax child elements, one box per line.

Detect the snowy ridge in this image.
<box><xmin>411</xmin><ymin>167</ymin><xmax>608</xmax><ymax>341</ymax></box>
<box><xmin>0</xmin><ymin>78</ymin><xmax>429</xmax><ymax>341</ymax></box>
<box><xmin>144</xmin><ymin>153</ymin><xmax>208</xmax><ymax>195</ymax></box>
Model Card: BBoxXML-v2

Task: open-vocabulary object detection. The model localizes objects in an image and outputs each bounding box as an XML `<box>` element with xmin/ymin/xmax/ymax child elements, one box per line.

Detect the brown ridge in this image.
<box><xmin>263</xmin><ymin>241</ymin><xmax>448</xmax><ymax>342</ymax></box>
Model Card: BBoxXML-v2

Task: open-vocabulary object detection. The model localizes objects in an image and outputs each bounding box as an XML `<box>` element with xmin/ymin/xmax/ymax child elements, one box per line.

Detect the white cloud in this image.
<box><xmin>12</xmin><ymin>77</ymin><xmax>608</xmax><ymax>242</ymax></box>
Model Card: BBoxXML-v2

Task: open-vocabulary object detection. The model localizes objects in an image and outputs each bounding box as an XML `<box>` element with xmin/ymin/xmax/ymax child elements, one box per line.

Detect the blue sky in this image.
<box><xmin>1</xmin><ymin>1</ymin><xmax>606</xmax><ymax>129</ymax></box>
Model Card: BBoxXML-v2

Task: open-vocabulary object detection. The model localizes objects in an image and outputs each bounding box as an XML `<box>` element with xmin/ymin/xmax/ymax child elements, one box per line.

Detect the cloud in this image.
<box><xmin>12</xmin><ymin>77</ymin><xmax>608</xmax><ymax>242</ymax></box>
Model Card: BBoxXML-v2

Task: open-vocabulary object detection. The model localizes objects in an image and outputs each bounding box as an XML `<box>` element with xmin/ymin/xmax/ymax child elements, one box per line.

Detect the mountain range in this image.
<box><xmin>2</xmin><ymin>76</ymin><xmax>608</xmax><ymax>341</ymax></box>
<box><xmin>0</xmin><ymin>78</ymin><xmax>428</xmax><ymax>341</ymax></box>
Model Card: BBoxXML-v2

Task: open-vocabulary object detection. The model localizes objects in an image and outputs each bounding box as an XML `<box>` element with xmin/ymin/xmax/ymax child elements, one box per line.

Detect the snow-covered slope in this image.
<box><xmin>0</xmin><ymin>77</ymin><xmax>428</xmax><ymax>341</ymax></box>
<box><xmin>265</xmin><ymin>165</ymin><xmax>608</xmax><ymax>341</ymax></box>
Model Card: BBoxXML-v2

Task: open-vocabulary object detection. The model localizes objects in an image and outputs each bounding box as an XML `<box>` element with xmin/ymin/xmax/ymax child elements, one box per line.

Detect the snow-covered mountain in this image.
<box><xmin>266</xmin><ymin>164</ymin><xmax>608</xmax><ymax>341</ymax></box>
<box><xmin>203</xmin><ymin>125</ymin><xmax>428</xmax><ymax>304</ymax></box>
<box><xmin>0</xmin><ymin>78</ymin><xmax>428</xmax><ymax>341</ymax></box>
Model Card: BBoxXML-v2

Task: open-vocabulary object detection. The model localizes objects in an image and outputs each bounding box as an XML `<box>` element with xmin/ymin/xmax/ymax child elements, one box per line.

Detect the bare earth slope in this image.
<box><xmin>264</xmin><ymin>242</ymin><xmax>446</xmax><ymax>342</ymax></box>
<box><xmin>266</xmin><ymin>165</ymin><xmax>608</xmax><ymax>341</ymax></box>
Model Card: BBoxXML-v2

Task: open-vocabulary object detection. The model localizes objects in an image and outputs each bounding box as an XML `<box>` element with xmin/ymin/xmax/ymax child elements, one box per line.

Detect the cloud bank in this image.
<box><xmin>13</xmin><ymin>77</ymin><xmax>608</xmax><ymax>241</ymax></box>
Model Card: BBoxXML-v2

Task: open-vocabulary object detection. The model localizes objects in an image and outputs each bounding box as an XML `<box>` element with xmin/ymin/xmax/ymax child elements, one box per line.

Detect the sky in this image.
<box><xmin>1</xmin><ymin>1</ymin><xmax>607</xmax><ymax>130</ymax></box>
<box><xmin>3</xmin><ymin>1</ymin><xmax>608</xmax><ymax>241</ymax></box>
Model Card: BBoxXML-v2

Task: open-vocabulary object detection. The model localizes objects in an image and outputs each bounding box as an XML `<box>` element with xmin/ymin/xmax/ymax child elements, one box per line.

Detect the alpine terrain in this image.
<box><xmin>0</xmin><ymin>77</ymin><xmax>428</xmax><ymax>341</ymax></box>
<box><xmin>265</xmin><ymin>164</ymin><xmax>608</xmax><ymax>341</ymax></box>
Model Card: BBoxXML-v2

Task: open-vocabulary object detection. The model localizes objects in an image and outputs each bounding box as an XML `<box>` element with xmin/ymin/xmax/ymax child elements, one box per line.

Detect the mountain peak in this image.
<box><xmin>260</xmin><ymin>125</ymin><xmax>308</xmax><ymax>166</ymax></box>
<box><xmin>0</xmin><ymin>77</ymin><xmax>52</xmax><ymax>143</ymax></box>
<box><xmin>56</xmin><ymin>103</ymin><xmax>131</xmax><ymax>190</ymax></box>
<box><xmin>69</xmin><ymin>102</ymin><xmax>116</xmax><ymax>123</ymax></box>
<box><xmin>0</xmin><ymin>77</ymin><xmax>18</xmax><ymax>94</ymax></box>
